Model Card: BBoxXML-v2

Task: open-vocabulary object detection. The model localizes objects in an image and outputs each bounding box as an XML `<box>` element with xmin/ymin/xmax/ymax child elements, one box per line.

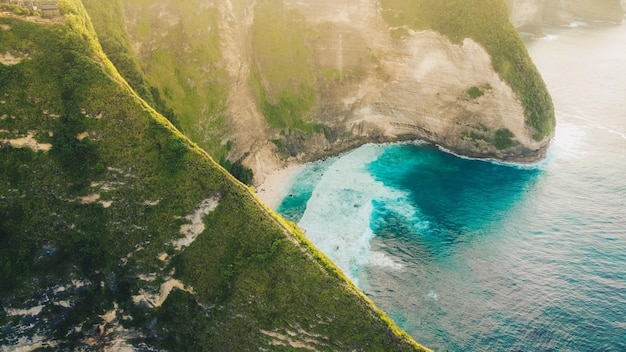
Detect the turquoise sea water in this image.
<box><xmin>277</xmin><ymin>22</ymin><xmax>626</xmax><ymax>351</ymax></box>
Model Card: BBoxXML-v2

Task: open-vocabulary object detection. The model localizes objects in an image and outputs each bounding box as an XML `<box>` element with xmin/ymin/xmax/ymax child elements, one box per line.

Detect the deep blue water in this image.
<box><xmin>277</xmin><ymin>22</ymin><xmax>626</xmax><ymax>351</ymax></box>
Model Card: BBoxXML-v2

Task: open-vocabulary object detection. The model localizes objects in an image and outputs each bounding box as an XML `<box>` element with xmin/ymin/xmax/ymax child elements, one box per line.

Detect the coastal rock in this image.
<box><xmin>114</xmin><ymin>0</ymin><xmax>554</xmax><ymax>185</ymax></box>
<box><xmin>266</xmin><ymin>0</ymin><xmax>548</xmax><ymax>166</ymax></box>
<box><xmin>508</xmin><ymin>0</ymin><xmax>547</xmax><ymax>36</ymax></box>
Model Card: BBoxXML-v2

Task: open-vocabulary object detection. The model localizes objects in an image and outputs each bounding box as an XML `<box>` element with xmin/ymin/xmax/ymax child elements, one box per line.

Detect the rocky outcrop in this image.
<box><xmin>249</xmin><ymin>0</ymin><xmax>551</xmax><ymax>177</ymax></box>
<box><xmin>507</xmin><ymin>0</ymin><xmax>548</xmax><ymax>35</ymax></box>
<box><xmin>508</xmin><ymin>0</ymin><xmax>625</xmax><ymax>36</ymax></box>
<box><xmin>113</xmin><ymin>0</ymin><xmax>554</xmax><ymax>184</ymax></box>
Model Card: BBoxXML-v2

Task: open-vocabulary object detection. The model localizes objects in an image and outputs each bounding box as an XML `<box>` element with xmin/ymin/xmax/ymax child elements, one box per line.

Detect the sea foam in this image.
<box><xmin>297</xmin><ymin>144</ymin><xmax>407</xmax><ymax>284</ymax></box>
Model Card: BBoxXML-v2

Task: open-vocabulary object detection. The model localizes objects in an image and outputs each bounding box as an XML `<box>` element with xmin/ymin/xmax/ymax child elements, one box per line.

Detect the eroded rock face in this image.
<box><xmin>266</xmin><ymin>0</ymin><xmax>549</xmax><ymax>165</ymax></box>
<box><xmin>508</xmin><ymin>0</ymin><xmax>625</xmax><ymax>36</ymax></box>
<box><xmin>120</xmin><ymin>0</ymin><xmax>554</xmax><ymax>184</ymax></box>
<box><xmin>508</xmin><ymin>0</ymin><xmax>547</xmax><ymax>36</ymax></box>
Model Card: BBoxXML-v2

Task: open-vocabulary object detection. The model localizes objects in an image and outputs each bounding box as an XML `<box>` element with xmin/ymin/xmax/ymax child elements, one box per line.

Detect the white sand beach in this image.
<box><xmin>255</xmin><ymin>163</ymin><xmax>304</xmax><ymax>210</ymax></box>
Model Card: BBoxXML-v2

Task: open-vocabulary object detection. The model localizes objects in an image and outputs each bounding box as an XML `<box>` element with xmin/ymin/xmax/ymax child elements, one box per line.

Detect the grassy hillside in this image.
<box><xmin>98</xmin><ymin>0</ymin><xmax>318</xmax><ymax>134</ymax></box>
<box><xmin>381</xmin><ymin>0</ymin><xmax>556</xmax><ymax>141</ymax></box>
<box><xmin>78</xmin><ymin>0</ymin><xmax>162</xmax><ymax>114</ymax></box>
<box><xmin>250</xmin><ymin>0</ymin><xmax>317</xmax><ymax>132</ymax></box>
<box><xmin>88</xmin><ymin>0</ymin><xmax>229</xmax><ymax>160</ymax></box>
<box><xmin>0</xmin><ymin>2</ymin><xmax>427</xmax><ymax>350</ymax></box>
<box><xmin>82</xmin><ymin>0</ymin><xmax>258</xmax><ymax>183</ymax></box>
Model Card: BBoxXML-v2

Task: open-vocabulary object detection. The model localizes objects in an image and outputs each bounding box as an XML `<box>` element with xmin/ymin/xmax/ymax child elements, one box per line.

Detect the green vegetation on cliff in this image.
<box><xmin>99</xmin><ymin>0</ymin><xmax>229</xmax><ymax>159</ymax></box>
<box><xmin>82</xmin><ymin>0</ymin><xmax>256</xmax><ymax>184</ymax></box>
<box><xmin>0</xmin><ymin>2</ymin><xmax>427</xmax><ymax>350</ymax></box>
<box><xmin>80</xmin><ymin>0</ymin><xmax>155</xmax><ymax>107</ymax></box>
<box><xmin>250</xmin><ymin>0</ymin><xmax>317</xmax><ymax>132</ymax></box>
<box><xmin>381</xmin><ymin>0</ymin><xmax>556</xmax><ymax>141</ymax></box>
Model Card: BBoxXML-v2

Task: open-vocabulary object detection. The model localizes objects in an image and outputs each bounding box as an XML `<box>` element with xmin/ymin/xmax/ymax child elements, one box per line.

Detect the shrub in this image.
<box><xmin>163</xmin><ymin>135</ymin><xmax>188</xmax><ymax>174</ymax></box>
<box><xmin>219</xmin><ymin>157</ymin><xmax>255</xmax><ymax>186</ymax></box>
<box><xmin>467</xmin><ymin>86</ymin><xmax>484</xmax><ymax>99</ymax></box>
<box><xmin>0</xmin><ymin>4</ymin><xmax>31</xmax><ymax>16</ymax></box>
<box><xmin>493</xmin><ymin>128</ymin><xmax>518</xmax><ymax>150</ymax></box>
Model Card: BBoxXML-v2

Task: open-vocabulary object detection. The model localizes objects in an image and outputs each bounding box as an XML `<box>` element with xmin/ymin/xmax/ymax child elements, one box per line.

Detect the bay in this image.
<box><xmin>277</xmin><ymin>21</ymin><xmax>626</xmax><ymax>351</ymax></box>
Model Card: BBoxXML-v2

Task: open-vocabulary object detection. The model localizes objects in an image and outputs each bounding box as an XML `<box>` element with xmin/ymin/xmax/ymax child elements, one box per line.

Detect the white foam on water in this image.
<box><xmin>368</xmin><ymin>251</ymin><xmax>404</xmax><ymax>270</ymax></box>
<box><xmin>542</xmin><ymin>34</ymin><xmax>560</xmax><ymax>41</ymax></box>
<box><xmin>427</xmin><ymin>290</ymin><xmax>438</xmax><ymax>301</ymax></box>
<box><xmin>562</xmin><ymin>111</ymin><xmax>626</xmax><ymax>141</ymax></box>
<box><xmin>552</xmin><ymin>116</ymin><xmax>587</xmax><ymax>160</ymax></box>
<box><xmin>435</xmin><ymin>145</ymin><xmax>544</xmax><ymax>170</ymax></box>
<box><xmin>297</xmin><ymin>144</ymin><xmax>407</xmax><ymax>285</ymax></box>
<box><xmin>568</xmin><ymin>20</ymin><xmax>589</xmax><ymax>28</ymax></box>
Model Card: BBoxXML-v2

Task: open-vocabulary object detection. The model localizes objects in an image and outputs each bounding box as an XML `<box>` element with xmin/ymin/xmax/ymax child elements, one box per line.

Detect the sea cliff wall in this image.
<box><xmin>272</xmin><ymin>0</ymin><xmax>547</xmax><ymax>164</ymax></box>
<box><xmin>95</xmin><ymin>0</ymin><xmax>555</xmax><ymax>184</ymax></box>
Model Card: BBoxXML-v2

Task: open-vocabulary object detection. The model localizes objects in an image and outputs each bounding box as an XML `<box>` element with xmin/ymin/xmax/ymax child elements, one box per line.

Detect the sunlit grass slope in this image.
<box><xmin>0</xmin><ymin>1</ymin><xmax>428</xmax><ymax>350</ymax></box>
<box><xmin>83</xmin><ymin>0</ymin><xmax>229</xmax><ymax>159</ymax></box>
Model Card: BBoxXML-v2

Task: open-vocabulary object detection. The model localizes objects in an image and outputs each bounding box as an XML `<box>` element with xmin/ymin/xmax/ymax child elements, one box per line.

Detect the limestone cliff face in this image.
<box><xmin>508</xmin><ymin>0</ymin><xmax>625</xmax><ymax>36</ymax></box>
<box><xmin>282</xmin><ymin>0</ymin><xmax>546</xmax><ymax>160</ymax></box>
<box><xmin>112</xmin><ymin>0</ymin><xmax>554</xmax><ymax>184</ymax></box>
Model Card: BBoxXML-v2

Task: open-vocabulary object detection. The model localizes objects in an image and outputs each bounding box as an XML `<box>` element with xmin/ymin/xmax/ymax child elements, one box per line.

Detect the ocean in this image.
<box><xmin>276</xmin><ymin>21</ymin><xmax>626</xmax><ymax>351</ymax></box>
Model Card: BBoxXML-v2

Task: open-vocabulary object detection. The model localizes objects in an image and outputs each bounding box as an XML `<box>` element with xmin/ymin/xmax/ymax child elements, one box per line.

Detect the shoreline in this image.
<box><xmin>252</xmin><ymin>137</ymin><xmax>548</xmax><ymax>210</ymax></box>
<box><xmin>255</xmin><ymin>163</ymin><xmax>304</xmax><ymax>210</ymax></box>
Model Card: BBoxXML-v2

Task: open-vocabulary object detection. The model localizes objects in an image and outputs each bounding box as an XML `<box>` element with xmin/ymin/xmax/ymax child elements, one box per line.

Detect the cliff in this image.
<box><xmin>86</xmin><ymin>0</ymin><xmax>555</xmax><ymax>184</ymax></box>
<box><xmin>0</xmin><ymin>0</ymin><xmax>555</xmax><ymax>351</ymax></box>
<box><xmin>0</xmin><ymin>2</ymin><xmax>427</xmax><ymax>350</ymax></box>
<box><xmin>0</xmin><ymin>0</ymin><xmax>557</xmax><ymax>349</ymax></box>
<box><xmin>507</xmin><ymin>0</ymin><xmax>625</xmax><ymax>36</ymax></box>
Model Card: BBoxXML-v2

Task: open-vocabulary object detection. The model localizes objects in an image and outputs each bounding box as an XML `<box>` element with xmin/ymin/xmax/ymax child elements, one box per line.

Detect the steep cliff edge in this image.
<box><xmin>0</xmin><ymin>2</ymin><xmax>427</xmax><ymax>350</ymax></box>
<box><xmin>507</xmin><ymin>0</ymin><xmax>625</xmax><ymax>36</ymax></box>
<box><xmin>277</xmin><ymin>0</ymin><xmax>553</xmax><ymax>162</ymax></box>
<box><xmin>87</xmin><ymin>0</ymin><xmax>555</xmax><ymax>184</ymax></box>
